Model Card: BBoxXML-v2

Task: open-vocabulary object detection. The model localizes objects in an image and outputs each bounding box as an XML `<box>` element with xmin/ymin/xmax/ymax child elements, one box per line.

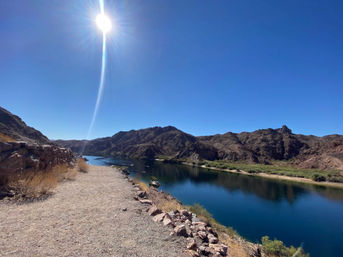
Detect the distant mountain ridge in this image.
<box><xmin>55</xmin><ymin>125</ymin><xmax>343</xmax><ymax>171</ymax></box>
<box><xmin>56</xmin><ymin>126</ymin><xmax>219</xmax><ymax>161</ymax></box>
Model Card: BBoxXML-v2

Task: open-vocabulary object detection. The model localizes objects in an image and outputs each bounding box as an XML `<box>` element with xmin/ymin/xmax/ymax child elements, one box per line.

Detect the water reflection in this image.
<box><xmin>129</xmin><ymin>160</ymin><xmax>343</xmax><ymax>204</ymax></box>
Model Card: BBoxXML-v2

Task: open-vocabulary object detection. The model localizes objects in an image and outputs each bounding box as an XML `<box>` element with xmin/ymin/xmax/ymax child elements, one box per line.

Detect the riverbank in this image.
<box><xmin>124</xmin><ymin>167</ymin><xmax>309</xmax><ymax>257</ymax></box>
<box><xmin>0</xmin><ymin>165</ymin><xmax>187</xmax><ymax>257</ymax></box>
<box><xmin>180</xmin><ymin>162</ymin><xmax>343</xmax><ymax>189</ymax></box>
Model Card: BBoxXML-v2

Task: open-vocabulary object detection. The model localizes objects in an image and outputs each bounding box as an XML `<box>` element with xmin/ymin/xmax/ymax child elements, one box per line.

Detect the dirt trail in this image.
<box><xmin>0</xmin><ymin>166</ymin><xmax>187</xmax><ymax>257</ymax></box>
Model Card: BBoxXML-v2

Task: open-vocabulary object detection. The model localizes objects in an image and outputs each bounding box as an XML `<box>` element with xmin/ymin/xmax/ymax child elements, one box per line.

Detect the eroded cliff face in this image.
<box><xmin>0</xmin><ymin>141</ymin><xmax>74</xmax><ymax>179</ymax></box>
<box><xmin>0</xmin><ymin>107</ymin><xmax>75</xmax><ymax>183</ymax></box>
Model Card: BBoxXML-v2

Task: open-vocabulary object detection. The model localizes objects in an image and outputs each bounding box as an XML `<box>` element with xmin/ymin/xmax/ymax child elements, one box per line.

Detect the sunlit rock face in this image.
<box><xmin>0</xmin><ymin>106</ymin><xmax>75</xmax><ymax>181</ymax></box>
<box><xmin>0</xmin><ymin>141</ymin><xmax>74</xmax><ymax>177</ymax></box>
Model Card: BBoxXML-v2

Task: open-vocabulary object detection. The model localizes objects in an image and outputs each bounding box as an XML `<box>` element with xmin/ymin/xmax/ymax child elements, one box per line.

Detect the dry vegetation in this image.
<box><xmin>1</xmin><ymin>164</ymin><xmax>78</xmax><ymax>201</ymax></box>
<box><xmin>133</xmin><ymin>179</ymin><xmax>183</xmax><ymax>212</ymax></box>
<box><xmin>133</xmin><ymin>178</ymin><xmax>150</xmax><ymax>192</ymax></box>
<box><xmin>0</xmin><ymin>132</ymin><xmax>16</xmax><ymax>142</ymax></box>
<box><xmin>0</xmin><ymin>157</ymin><xmax>90</xmax><ymax>200</ymax></box>
<box><xmin>77</xmin><ymin>158</ymin><xmax>89</xmax><ymax>173</ymax></box>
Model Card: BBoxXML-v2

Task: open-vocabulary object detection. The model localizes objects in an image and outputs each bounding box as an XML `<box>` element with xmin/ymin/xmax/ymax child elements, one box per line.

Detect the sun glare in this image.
<box><xmin>96</xmin><ymin>13</ymin><xmax>112</xmax><ymax>33</ymax></box>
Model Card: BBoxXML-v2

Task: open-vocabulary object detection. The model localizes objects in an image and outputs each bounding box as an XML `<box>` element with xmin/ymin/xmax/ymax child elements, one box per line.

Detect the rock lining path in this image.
<box><xmin>0</xmin><ymin>166</ymin><xmax>187</xmax><ymax>257</ymax></box>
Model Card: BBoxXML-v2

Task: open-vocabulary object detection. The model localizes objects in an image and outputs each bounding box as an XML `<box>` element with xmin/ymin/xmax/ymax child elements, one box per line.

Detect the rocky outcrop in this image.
<box><xmin>0</xmin><ymin>107</ymin><xmax>50</xmax><ymax>144</ymax></box>
<box><xmin>0</xmin><ymin>107</ymin><xmax>75</xmax><ymax>187</ymax></box>
<box><xmin>0</xmin><ymin>141</ymin><xmax>74</xmax><ymax>180</ymax></box>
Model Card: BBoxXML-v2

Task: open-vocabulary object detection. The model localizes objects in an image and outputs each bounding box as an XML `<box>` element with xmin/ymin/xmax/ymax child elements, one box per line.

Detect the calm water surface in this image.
<box><xmin>86</xmin><ymin>156</ymin><xmax>343</xmax><ymax>257</ymax></box>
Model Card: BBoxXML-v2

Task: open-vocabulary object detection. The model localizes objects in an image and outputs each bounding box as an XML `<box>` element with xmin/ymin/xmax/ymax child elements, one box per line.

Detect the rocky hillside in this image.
<box><xmin>0</xmin><ymin>107</ymin><xmax>74</xmax><ymax>183</ymax></box>
<box><xmin>56</xmin><ymin>126</ymin><xmax>218</xmax><ymax>161</ymax></box>
<box><xmin>199</xmin><ymin>125</ymin><xmax>343</xmax><ymax>170</ymax></box>
<box><xmin>56</xmin><ymin>125</ymin><xmax>343</xmax><ymax>171</ymax></box>
<box><xmin>0</xmin><ymin>107</ymin><xmax>50</xmax><ymax>144</ymax></box>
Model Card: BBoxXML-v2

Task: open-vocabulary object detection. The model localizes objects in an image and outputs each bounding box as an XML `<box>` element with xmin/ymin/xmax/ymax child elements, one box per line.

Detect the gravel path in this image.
<box><xmin>0</xmin><ymin>166</ymin><xmax>187</xmax><ymax>257</ymax></box>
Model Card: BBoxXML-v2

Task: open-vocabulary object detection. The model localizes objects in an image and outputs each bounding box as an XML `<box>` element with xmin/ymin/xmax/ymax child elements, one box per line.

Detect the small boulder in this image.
<box><xmin>185</xmin><ymin>224</ymin><xmax>193</xmax><ymax>237</ymax></box>
<box><xmin>174</xmin><ymin>225</ymin><xmax>188</xmax><ymax>237</ymax></box>
<box><xmin>162</xmin><ymin>215</ymin><xmax>174</xmax><ymax>227</ymax></box>
<box><xmin>207</xmin><ymin>233</ymin><xmax>218</xmax><ymax>244</ymax></box>
<box><xmin>187</xmin><ymin>250</ymin><xmax>200</xmax><ymax>257</ymax></box>
<box><xmin>167</xmin><ymin>211</ymin><xmax>176</xmax><ymax>219</ymax></box>
<box><xmin>185</xmin><ymin>219</ymin><xmax>191</xmax><ymax>225</ymax></box>
<box><xmin>181</xmin><ymin>209</ymin><xmax>190</xmax><ymax>217</ymax></box>
<box><xmin>209</xmin><ymin>244</ymin><xmax>228</xmax><ymax>256</ymax></box>
<box><xmin>137</xmin><ymin>191</ymin><xmax>146</xmax><ymax>198</ymax></box>
<box><xmin>148</xmin><ymin>205</ymin><xmax>162</xmax><ymax>216</ymax></box>
<box><xmin>149</xmin><ymin>180</ymin><xmax>160</xmax><ymax>188</ymax></box>
<box><xmin>191</xmin><ymin>213</ymin><xmax>200</xmax><ymax>223</ymax></box>
<box><xmin>186</xmin><ymin>239</ymin><xmax>197</xmax><ymax>250</ymax></box>
<box><xmin>139</xmin><ymin>199</ymin><xmax>152</xmax><ymax>205</ymax></box>
<box><xmin>197</xmin><ymin>231</ymin><xmax>207</xmax><ymax>241</ymax></box>
<box><xmin>153</xmin><ymin>212</ymin><xmax>166</xmax><ymax>222</ymax></box>
<box><xmin>198</xmin><ymin>245</ymin><xmax>211</xmax><ymax>255</ymax></box>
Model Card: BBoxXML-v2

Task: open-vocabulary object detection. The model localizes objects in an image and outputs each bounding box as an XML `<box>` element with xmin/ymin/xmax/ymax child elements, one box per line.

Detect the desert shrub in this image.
<box><xmin>77</xmin><ymin>158</ymin><xmax>89</xmax><ymax>173</ymax></box>
<box><xmin>8</xmin><ymin>170</ymin><xmax>59</xmax><ymax>199</ymax></box>
<box><xmin>312</xmin><ymin>174</ymin><xmax>326</xmax><ymax>182</ymax></box>
<box><xmin>261</xmin><ymin>236</ymin><xmax>309</xmax><ymax>257</ymax></box>
<box><xmin>158</xmin><ymin>198</ymin><xmax>183</xmax><ymax>212</ymax></box>
<box><xmin>327</xmin><ymin>174</ymin><xmax>343</xmax><ymax>183</ymax></box>
<box><xmin>1</xmin><ymin>164</ymin><xmax>76</xmax><ymax>200</ymax></box>
<box><xmin>133</xmin><ymin>178</ymin><xmax>150</xmax><ymax>193</ymax></box>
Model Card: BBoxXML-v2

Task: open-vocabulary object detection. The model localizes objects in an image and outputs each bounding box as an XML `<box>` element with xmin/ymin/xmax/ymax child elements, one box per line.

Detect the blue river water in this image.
<box><xmin>85</xmin><ymin>155</ymin><xmax>343</xmax><ymax>257</ymax></box>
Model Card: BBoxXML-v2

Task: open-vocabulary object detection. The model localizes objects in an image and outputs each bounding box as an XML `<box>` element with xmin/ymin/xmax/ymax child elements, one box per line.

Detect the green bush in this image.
<box><xmin>312</xmin><ymin>174</ymin><xmax>326</xmax><ymax>182</ymax></box>
<box><xmin>261</xmin><ymin>236</ymin><xmax>309</xmax><ymax>257</ymax></box>
<box><xmin>327</xmin><ymin>174</ymin><xmax>343</xmax><ymax>183</ymax></box>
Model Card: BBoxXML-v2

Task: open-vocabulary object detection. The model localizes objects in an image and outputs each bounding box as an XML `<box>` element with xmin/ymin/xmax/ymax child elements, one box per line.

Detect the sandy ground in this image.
<box><xmin>0</xmin><ymin>166</ymin><xmax>187</xmax><ymax>257</ymax></box>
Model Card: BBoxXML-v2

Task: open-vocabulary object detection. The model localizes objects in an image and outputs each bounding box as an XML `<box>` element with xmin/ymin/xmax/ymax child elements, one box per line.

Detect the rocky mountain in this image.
<box><xmin>198</xmin><ymin>126</ymin><xmax>343</xmax><ymax>170</ymax></box>
<box><xmin>199</xmin><ymin>126</ymin><xmax>305</xmax><ymax>163</ymax></box>
<box><xmin>0</xmin><ymin>107</ymin><xmax>50</xmax><ymax>144</ymax></box>
<box><xmin>56</xmin><ymin>126</ymin><xmax>219</xmax><ymax>161</ymax></box>
<box><xmin>56</xmin><ymin>125</ymin><xmax>343</xmax><ymax>171</ymax></box>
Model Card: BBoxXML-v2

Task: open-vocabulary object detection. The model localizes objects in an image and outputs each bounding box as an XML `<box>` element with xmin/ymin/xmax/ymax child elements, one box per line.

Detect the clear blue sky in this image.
<box><xmin>1</xmin><ymin>0</ymin><xmax>342</xmax><ymax>140</ymax></box>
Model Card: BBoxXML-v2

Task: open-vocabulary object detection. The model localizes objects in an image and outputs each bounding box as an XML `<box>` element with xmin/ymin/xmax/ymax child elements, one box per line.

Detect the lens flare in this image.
<box><xmin>81</xmin><ymin>0</ymin><xmax>109</xmax><ymax>154</ymax></box>
<box><xmin>96</xmin><ymin>14</ymin><xmax>112</xmax><ymax>33</ymax></box>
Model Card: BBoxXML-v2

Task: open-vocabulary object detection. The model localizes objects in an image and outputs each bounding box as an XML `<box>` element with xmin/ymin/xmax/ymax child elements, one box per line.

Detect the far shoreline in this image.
<box><xmin>179</xmin><ymin>161</ymin><xmax>343</xmax><ymax>189</ymax></box>
<box><xmin>88</xmin><ymin>155</ymin><xmax>343</xmax><ymax>189</ymax></box>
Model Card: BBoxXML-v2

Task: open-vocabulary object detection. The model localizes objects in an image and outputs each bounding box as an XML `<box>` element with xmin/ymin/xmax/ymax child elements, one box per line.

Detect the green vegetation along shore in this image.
<box><xmin>172</xmin><ymin>159</ymin><xmax>343</xmax><ymax>189</ymax></box>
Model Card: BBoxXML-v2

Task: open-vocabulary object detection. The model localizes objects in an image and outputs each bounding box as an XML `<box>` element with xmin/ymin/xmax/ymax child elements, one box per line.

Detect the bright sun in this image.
<box><xmin>96</xmin><ymin>13</ymin><xmax>112</xmax><ymax>33</ymax></box>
